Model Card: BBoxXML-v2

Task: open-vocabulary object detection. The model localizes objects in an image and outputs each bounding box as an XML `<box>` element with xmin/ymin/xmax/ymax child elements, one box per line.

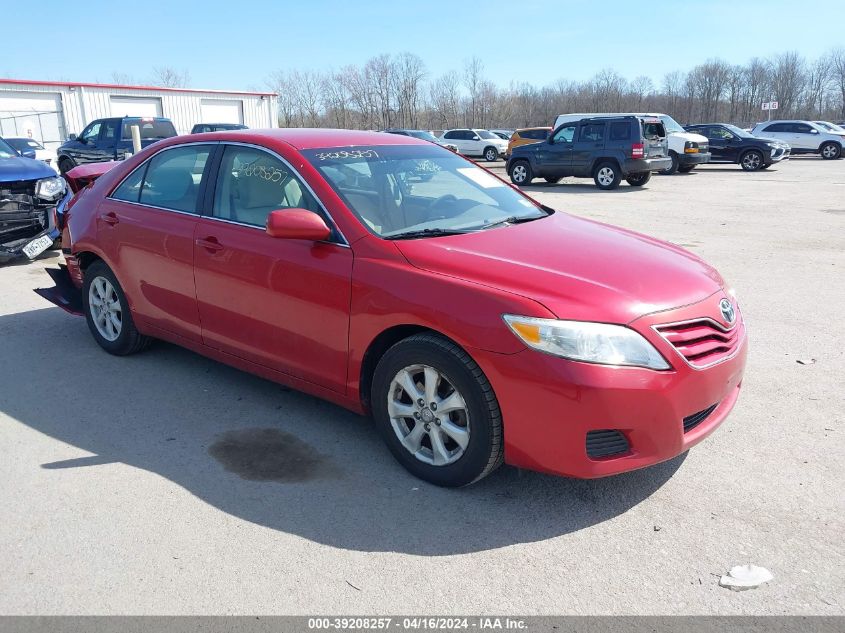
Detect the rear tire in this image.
<box><xmin>593</xmin><ymin>161</ymin><xmax>621</xmax><ymax>190</ymax></box>
<box><xmin>678</xmin><ymin>164</ymin><xmax>696</xmax><ymax>173</ymax></box>
<box><xmin>371</xmin><ymin>333</ymin><xmax>504</xmax><ymax>487</ymax></box>
<box><xmin>820</xmin><ymin>142</ymin><xmax>841</xmax><ymax>160</ymax></box>
<box><xmin>484</xmin><ymin>146</ymin><xmax>498</xmax><ymax>162</ymax></box>
<box><xmin>659</xmin><ymin>151</ymin><xmax>679</xmax><ymax>175</ymax></box>
<box><xmin>58</xmin><ymin>158</ymin><xmax>75</xmax><ymax>175</ymax></box>
<box><xmin>626</xmin><ymin>172</ymin><xmax>652</xmax><ymax>187</ymax></box>
<box><xmin>740</xmin><ymin>150</ymin><xmax>764</xmax><ymax>171</ymax></box>
<box><xmin>509</xmin><ymin>160</ymin><xmax>533</xmax><ymax>185</ymax></box>
<box><xmin>82</xmin><ymin>260</ymin><xmax>151</xmax><ymax>356</ymax></box>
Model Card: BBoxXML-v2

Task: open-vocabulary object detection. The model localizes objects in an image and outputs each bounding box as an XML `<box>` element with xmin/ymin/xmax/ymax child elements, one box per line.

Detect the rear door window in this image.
<box><xmin>579</xmin><ymin>123</ymin><xmax>605</xmax><ymax>142</ymax></box>
<box><xmin>609</xmin><ymin>122</ymin><xmax>631</xmax><ymax>141</ymax></box>
<box><xmin>121</xmin><ymin>119</ymin><xmax>178</xmax><ymax>140</ymax></box>
<box><xmin>138</xmin><ymin>145</ymin><xmax>213</xmax><ymax>213</ymax></box>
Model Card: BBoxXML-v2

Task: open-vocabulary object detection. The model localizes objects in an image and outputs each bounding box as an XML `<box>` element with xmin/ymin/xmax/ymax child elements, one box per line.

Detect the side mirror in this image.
<box><xmin>810</xmin><ymin>129</ymin><xmax>819</xmax><ymax>134</ymax></box>
<box><xmin>266</xmin><ymin>209</ymin><xmax>331</xmax><ymax>241</ymax></box>
<box><xmin>472</xmin><ymin>136</ymin><xmax>480</xmax><ymax>141</ymax></box>
<box><xmin>68</xmin><ymin>133</ymin><xmax>77</xmax><ymax>141</ymax></box>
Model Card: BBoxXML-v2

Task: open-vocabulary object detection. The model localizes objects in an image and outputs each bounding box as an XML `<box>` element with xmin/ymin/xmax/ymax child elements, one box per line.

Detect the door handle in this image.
<box><xmin>99</xmin><ymin>212</ymin><xmax>119</xmax><ymax>226</ymax></box>
<box><xmin>196</xmin><ymin>237</ymin><xmax>224</xmax><ymax>252</ymax></box>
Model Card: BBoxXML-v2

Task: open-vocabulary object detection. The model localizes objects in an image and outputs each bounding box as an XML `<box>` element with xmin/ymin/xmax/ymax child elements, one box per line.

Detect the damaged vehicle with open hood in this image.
<box><xmin>0</xmin><ymin>136</ymin><xmax>71</xmax><ymax>264</ymax></box>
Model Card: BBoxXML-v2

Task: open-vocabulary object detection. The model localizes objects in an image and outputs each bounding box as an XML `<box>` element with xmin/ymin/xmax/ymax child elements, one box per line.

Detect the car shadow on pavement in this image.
<box><xmin>1</xmin><ymin>306</ymin><xmax>685</xmax><ymax>555</ymax></box>
<box><xmin>519</xmin><ymin>183</ymin><xmax>646</xmax><ymax>194</ymax></box>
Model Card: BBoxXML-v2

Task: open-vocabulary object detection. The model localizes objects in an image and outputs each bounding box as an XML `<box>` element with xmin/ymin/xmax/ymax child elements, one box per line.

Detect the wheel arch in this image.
<box><xmin>359</xmin><ymin>324</ymin><xmax>474</xmax><ymax>415</ymax></box>
<box><xmin>590</xmin><ymin>156</ymin><xmax>621</xmax><ymax>175</ymax></box>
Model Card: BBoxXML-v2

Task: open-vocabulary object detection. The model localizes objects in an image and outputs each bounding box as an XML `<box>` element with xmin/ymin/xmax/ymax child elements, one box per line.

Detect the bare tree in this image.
<box><xmin>463</xmin><ymin>57</ymin><xmax>484</xmax><ymax>127</ymax></box>
<box><xmin>150</xmin><ymin>66</ymin><xmax>190</xmax><ymax>88</ymax></box>
<box><xmin>831</xmin><ymin>49</ymin><xmax>845</xmax><ymax>118</ymax></box>
<box><xmin>769</xmin><ymin>52</ymin><xmax>805</xmax><ymax>117</ymax></box>
<box><xmin>394</xmin><ymin>53</ymin><xmax>427</xmax><ymax>128</ymax></box>
<box><xmin>429</xmin><ymin>71</ymin><xmax>462</xmax><ymax>130</ymax></box>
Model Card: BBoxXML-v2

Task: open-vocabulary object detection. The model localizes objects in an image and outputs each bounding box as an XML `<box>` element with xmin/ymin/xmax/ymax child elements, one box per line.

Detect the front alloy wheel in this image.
<box><xmin>371</xmin><ymin>333</ymin><xmax>503</xmax><ymax>486</ymax></box>
<box><xmin>740</xmin><ymin>150</ymin><xmax>763</xmax><ymax>171</ymax></box>
<box><xmin>509</xmin><ymin>161</ymin><xmax>533</xmax><ymax>185</ymax></box>
<box><xmin>821</xmin><ymin>142</ymin><xmax>841</xmax><ymax>160</ymax></box>
<box><xmin>387</xmin><ymin>364</ymin><xmax>470</xmax><ymax>466</ymax></box>
<box><xmin>484</xmin><ymin>147</ymin><xmax>498</xmax><ymax>162</ymax></box>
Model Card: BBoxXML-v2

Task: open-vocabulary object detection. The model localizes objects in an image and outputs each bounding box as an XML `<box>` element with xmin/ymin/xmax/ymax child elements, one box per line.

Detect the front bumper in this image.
<box><xmin>472</xmin><ymin>297</ymin><xmax>748</xmax><ymax>478</ymax></box>
<box><xmin>767</xmin><ymin>146</ymin><xmax>790</xmax><ymax>163</ymax></box>
<box><xmin>679</xmin><ymin>151</ymin><xmax>712</xmax><ymax>166</ymax></box>
<box><xmin>0</xmin><ymin>187</ymin><xmax>71</xmax><ymax>263</ymax></box>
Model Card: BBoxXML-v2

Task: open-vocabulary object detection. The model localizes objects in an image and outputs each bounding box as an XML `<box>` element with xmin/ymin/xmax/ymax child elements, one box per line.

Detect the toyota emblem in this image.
<box><xmin>719</xmin><ymin>298</ymin><xmax>736</xmax><ymax>324</ymax></box>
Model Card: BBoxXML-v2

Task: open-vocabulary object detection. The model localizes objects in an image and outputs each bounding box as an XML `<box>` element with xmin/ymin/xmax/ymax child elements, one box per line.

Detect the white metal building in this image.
<box><xmin>0</xmin><ymin>78</ymin><xmax>278</xmax><ymax>149</ymax></box>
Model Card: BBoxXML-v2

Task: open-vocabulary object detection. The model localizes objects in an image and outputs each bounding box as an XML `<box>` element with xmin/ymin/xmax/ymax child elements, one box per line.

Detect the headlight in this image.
<box><xmin>503</xmin><ymin>315</ymin><xmax>671</xmax><ymax>370</ymax></box>
<box><xmin>36</xmin><ymin>176</ymin><xmax>66</xmax><ymax>200</ymax></box>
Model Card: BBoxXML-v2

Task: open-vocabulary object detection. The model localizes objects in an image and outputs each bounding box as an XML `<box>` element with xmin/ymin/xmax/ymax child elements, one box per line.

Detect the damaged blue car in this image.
<box><xmin>1</xmin><ymin>136</ymin><xmax>71</xmax><ymax>264</ymax></box>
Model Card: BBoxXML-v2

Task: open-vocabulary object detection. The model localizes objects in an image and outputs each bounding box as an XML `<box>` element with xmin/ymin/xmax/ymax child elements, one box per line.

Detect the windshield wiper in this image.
<box><xmin>480</xmin><ymin>214</ymin><xmax>547</xmax><ymax>230</ymax></box>
<box><xmin>385</xmin><ymin>228</ymin><xmax>475</xmax><ymax>240</ymax></box>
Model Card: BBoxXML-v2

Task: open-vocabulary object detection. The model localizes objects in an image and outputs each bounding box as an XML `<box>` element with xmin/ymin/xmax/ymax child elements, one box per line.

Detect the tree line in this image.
<box><xmin>266</xmin><ymin>49</ymin><xmax>845</xmax><ymax>131</ymax></box>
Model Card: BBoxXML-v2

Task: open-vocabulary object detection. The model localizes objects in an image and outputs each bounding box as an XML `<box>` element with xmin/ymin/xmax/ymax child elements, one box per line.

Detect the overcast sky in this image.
<box><xmin>3</xmin><ymin>0</ymin><xmax>839</xmax><ymax>91</ymax></box>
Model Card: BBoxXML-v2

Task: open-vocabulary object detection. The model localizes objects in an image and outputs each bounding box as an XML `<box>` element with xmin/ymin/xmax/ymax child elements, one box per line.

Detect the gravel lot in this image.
<box><xmin>0</xmin><ymin>156</ymin><xmax>842</xmax><ymax>615</ymax></box>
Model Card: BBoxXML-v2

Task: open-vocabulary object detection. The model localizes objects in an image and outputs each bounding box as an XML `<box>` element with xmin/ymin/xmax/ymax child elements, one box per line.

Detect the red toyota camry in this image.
<box><xmin>38</xmin><ymin>129</ymin><xmax>747</xmax><ymax>487</ymax></box>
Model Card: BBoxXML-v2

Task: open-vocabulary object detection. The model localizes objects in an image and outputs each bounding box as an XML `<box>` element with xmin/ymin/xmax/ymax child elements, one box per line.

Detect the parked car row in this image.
<box><xmin>503</xmin><ymin>113</ymin><xmax>843</xmax><ymax>189</ymax></box>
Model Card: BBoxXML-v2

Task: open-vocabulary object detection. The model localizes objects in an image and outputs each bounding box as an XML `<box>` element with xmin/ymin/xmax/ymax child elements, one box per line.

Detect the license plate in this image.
<box><xmin>22</xmin><ymin>235</ymin><xmax>53</xmax><ymax>260</ymax></box>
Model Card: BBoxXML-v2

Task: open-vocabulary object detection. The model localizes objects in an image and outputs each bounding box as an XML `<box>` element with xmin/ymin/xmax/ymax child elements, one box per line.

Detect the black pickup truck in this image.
<box><xmin>57</xmin><ymin>117</ymin><xmax>177</xmax><ymax>174</ymax></box>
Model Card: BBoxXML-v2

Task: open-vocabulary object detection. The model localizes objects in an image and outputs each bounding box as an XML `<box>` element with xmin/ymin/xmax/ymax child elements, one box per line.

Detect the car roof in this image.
<box><xmin>187</xmin><ymin>128</ymin><xmax>430</xmax><ymax>150</ymax></box>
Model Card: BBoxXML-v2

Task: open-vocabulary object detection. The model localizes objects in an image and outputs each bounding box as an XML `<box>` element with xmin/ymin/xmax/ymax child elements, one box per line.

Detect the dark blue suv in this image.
<box><xmin>507</xmin><ymin>116</ymin><xmax>671</xmax><ymax>190</ymax></box>
<box><xmin>57</xmin><ymin>117</ymin><xmax>177</xmax><ymax>174</ymax></box>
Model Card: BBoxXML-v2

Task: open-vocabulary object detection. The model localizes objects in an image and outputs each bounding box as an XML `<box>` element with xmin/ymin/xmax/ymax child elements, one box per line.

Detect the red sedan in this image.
<box><xmin>38</xmin><ymin>129</ymin><xmax>747</xmax><ymax>487</ymax></box>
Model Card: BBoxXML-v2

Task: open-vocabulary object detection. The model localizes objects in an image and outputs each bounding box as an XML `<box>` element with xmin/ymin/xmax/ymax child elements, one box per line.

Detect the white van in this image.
<box><xmin>552</xmin><ymin>113</ymin><xmax>711</xmax><ymax>174</ymax></box>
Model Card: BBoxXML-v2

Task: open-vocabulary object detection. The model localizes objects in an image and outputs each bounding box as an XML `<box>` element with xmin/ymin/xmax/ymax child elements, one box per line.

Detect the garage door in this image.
<box><xmin>110</xmin><ymin>96</ymin><xmax>163</xmax><ymax>118</ymax></box>
<box><xmin>200</xmin><ymin>99</ymin><xmax>243</xmax><ymax>124</ymax></box>
<box><xmin>0</xmin><ymin>91</ymin><xmax>66</xmax><ymax>149</ymax></box>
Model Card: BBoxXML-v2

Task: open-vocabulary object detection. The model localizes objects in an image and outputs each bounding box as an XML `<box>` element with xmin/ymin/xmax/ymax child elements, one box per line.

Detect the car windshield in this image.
<box><xmin>658</xmin><ymin>115</ymin><xmax>685</xmax><ymax>134</ymax></box>
<box><xmin>476</xmin><ymin>130</ymin><xmax>498</xmax><ymax>140</ymax></box>
<box><xmin>121</xmin><ymin>119</ymin><xmax>177</xmax><ymax>140</ymax></box>
<box><xmin>407</xmin><ymin>130</ymin><xmax>439</xmax><ymax>142</ymax></box>
<box><xmin>304</xmin><ymin>145</ymin><xmax>548</xmax><ymax>238</ymax></box>
<box><xmin>723</xmin><ymin>124</ymin><xmax>754</xmax><ymax>138</ymax></box>
<box><xmin>815</xmin><ymin>121</ymin><xmax>844</xmax><ymax>132</ymax></box>
<box><xmin>0</xmin><ymin>137</ymin><xmax>17</xmax><ymax>158</ymax></box>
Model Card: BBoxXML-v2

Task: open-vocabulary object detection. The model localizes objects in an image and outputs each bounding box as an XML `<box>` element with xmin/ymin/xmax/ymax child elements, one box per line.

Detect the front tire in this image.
<box><xmin>659</xmin><ymin>151</ymin><xmax>679</xmax><ymax>175</ymax></box>
<box><xmin>820</xmin><ymin>142</ymin><xmax>841</xmax><ymax>160</ymax></box>
<box><xmin>593</xmin><ymin>161</ymin><xmax>622</xmax><ymax>190</ymax></box>
<box><xmin>82</xmin><ymin>260</ymin><xmax>151</xmax><ymax>355</ymax></box>
<box><xmin>371</xmin><ymin>333</ymin><xmax>504</xmax><ymax>487</ymax></box>
<box><xmin>509</xmin><ymin>160</ymin><xmax>533</xmax><ymax>185</ymax></box>
<box><xmin>58</xmin><ymin>157</ymin><xmax>75</xmax><ymax>175</ymax></box>
<box><xmin>740</xmin><ymin>150</ymin><xmax>764</xmax><ymax>171</ymax></box>
<box><xmin>626</xmin><ymin>172</ymin><xmax>652</xmax><ymax>187</ymax></box>
<box><xmin>483</xmin><ymin>146</ymin><xmax>498</xmax><ymax>162</ymax></box>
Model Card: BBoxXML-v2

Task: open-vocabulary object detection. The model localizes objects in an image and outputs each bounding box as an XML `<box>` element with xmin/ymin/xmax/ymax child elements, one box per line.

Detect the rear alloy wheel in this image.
<box><xmin>659</xmin><ymin>151</ymin><xmax>679</xmax><ymax>175</ymax></box>
<box><xmin>820</xmin><ymin>142</ymin><xmax>841</xmax><ymax>160</ymax></box>
<box><xmin>82</xmin><ymin>260</ymin><xmax>151</xmax><ymax>355</ymax></box>
<box><xmin>594</xmin><ymin>162</ymin><xmax>621</xmax><ymax>190</ymax></box>
<box><xmin>484</xmin><ymin>146</ymin><xmax>498</xmax><ymax>162</ymax></box>
<box><xmin>371</xmin><ymin>333</ymin><xmax>503</xmax><ymax>487</ymax></box>
<box><xmin>740</xmin><ymin>150</ymin><xmax>764</xmax><ymax>171</ymax></box>
<box><xmin>626</xmin><ymin>171</ymin><xmax>651</xmax><ymax>187</ymax></box>
<box><xmin>509</xmin><ymin>160</ymin><xmax>533</xmax><ymax>185</ymax></box>
<box><xmin>544</xmin><ymin>176</ymin><xmax>562</xmax><ymax>184</ymax></box>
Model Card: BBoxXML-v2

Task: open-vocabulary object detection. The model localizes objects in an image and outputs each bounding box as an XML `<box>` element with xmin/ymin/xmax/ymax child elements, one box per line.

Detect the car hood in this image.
<box><xmin>672</xmin><ymin>131</ymin><xmax>709</xmax><ymax>143</ymax></box>
<box><xmin>394</xmin><ymin>212</ymin><xmax>725</xmax><ymax>324</ymax></box>
<box><xmin>0</xmin><ymin>155</ymin><xmax>57</xmax><ymax>182</ymax></box>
